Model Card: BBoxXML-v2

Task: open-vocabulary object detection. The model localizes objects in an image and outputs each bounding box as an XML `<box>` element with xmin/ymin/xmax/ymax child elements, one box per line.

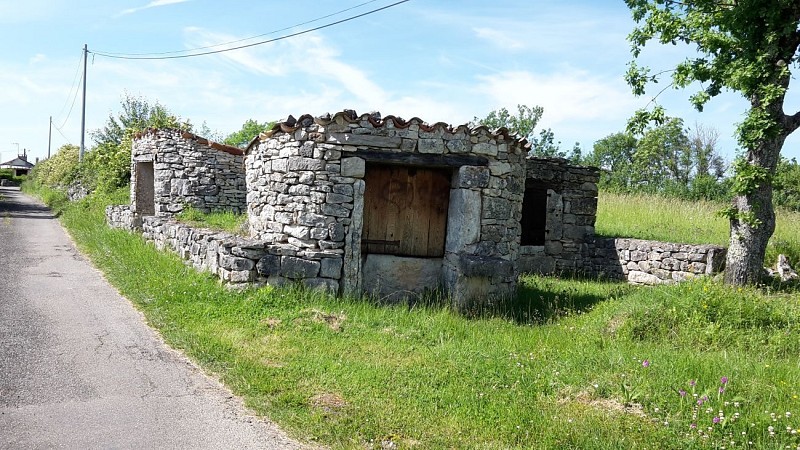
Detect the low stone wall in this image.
<box><xmin>520</xmin><ymin>236</ymin><xmax>726</xmax><ymax>285</ymax></box>
<box><xmin>131</xmin><ymin>216</ymin><xmax>342</xmax><ymax>291</ymax></box>
<box><xmin>106</xmin><ymin>205</ymin><xmax>136</xmax><ymax>230</ymax></box>
<box><xmin>590</xmin><ymin>238</ymin><xmax>727</xmax><ymax>284</ymax></box>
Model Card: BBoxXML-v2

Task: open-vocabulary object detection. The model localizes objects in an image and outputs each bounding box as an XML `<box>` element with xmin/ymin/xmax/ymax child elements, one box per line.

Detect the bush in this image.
<box><xmin>0</xmin><ymin>168</ymin><xmax>26</xmax><ymax>185</ymax></box>
<box><xmin>80</xmin><ymin>136</ymin><xmax>134</xmax><ymax>194</ymax></box>
<box><xmin>27</xmin><ymin>144</ymin><xmax>80</xmax><ymax>188</ymax></box>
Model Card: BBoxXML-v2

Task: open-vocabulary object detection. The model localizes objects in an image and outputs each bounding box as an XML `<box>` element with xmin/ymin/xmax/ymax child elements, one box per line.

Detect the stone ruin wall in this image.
<box><xmin>138</xmin><ymin>216</ymin><xmax>338</xmax><ymax>287</ymax></box>
<box><xmin>518</xmin><ymin>158</ymin><xmax>600</xmax><ymax>274</ymax></box>
<box><xmin>245</xmin><ymin>111</ymin><xmax>527</xmax><ymax>306</ymax></box>
<box><xmin>131</xmin><ymin>129</ymin><xmax>246</xmax><ymax>218</ymax></box>
<box><xmin>589</xmin><ymin>238</ymin><xmax>727</xmax><ymax>284</ymax></box>
<box><xmin>105</xmin><ymin>115</ymin><xmax>728</xmax><ymax>297</ymax></box>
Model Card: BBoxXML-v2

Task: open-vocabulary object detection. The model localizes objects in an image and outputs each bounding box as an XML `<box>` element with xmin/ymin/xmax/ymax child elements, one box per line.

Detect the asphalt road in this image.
<box><xmin>0</xmin><ymin>186</ymin><xmax>306</xmax><ymax>449</ymax></box>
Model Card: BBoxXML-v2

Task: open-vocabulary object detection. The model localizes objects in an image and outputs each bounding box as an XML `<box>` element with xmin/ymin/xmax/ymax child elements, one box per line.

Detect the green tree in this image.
<box><xmin>92</xmin><ymin>93</ymin><xmax>187</xmax><ymax>146</ymax></box>
<box><xmin>86</xmin><ymin>94</ymin><xmax>188</xmax><ymax>193</ymax></box>
<box><xmin>472</xmin><ymin>104</ymin><xmax>582</xmax><ymax>162</ymax></box>
<box><xmin>589</xmin><ymin>119</ymin><xmax>727</xmax><ymax>198</ymax></box>
<box><xmin>588</xmin><ymin>132</ymin><xmax>638</xmax><ymax>191</ymax></box>
<box><xmin>634</xmin><ymin>117</ymin><xmax>692</xmax><ymax>192</ymax></box>
<box><xmin>774</xmin><ymin>157</ymin><xmax>800</xmax><ymax>212</ymax></box>
<box><xmin>223</xmin><ymin>119</ymin><xmax>271</xmax><ymax>149</ymax></box>
<box><xmin>625</xmin><ymin>0</ymin><xmax>800</xmax><ymax>285</ymax></box>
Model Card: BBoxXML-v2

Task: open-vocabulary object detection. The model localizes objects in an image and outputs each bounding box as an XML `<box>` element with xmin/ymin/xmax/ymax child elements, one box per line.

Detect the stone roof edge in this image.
<box><xmin>525</xmin><ymin>156</ymin><xmax>601</xmax><ymax>173</ymax></box>
<box><xmin>244</xmin><ymin>110</ymin><xmax>531</xmax><ymax>154</ymax></box>
<box><xmin>134</xmin><ymin>128</ymin><xmax>244</xmax><ymax>156</ymax></box>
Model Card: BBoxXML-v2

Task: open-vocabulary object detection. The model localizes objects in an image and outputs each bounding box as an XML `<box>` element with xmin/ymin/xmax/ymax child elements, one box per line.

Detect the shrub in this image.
<box><xmin>27</xmin><ymin>144</ymin><xmax>80</xmax><ymax>188</ymax></box>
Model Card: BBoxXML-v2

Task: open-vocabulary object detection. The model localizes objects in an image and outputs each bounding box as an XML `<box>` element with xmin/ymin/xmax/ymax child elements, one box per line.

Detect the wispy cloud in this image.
<box><xmin>29</xmin><ymin>54</ymin><xmax>47</xmax><ymax>64</ymax></box>
<box><xmin>118</xmin><ymin>0</ymin><xmax>190</xmax><ymax>17</ymax></box>
<box><xmin>184</xmin><ymin>28</ymin><xmax>390</xmax><ymax>107</ymax></box>
<box><xmin>476</xmin><ymin>68</ymin><xmax>640</xmax><ymax>144</ymax></box>
<box><xmin>473</xmin><ymin>28</ymin><xmax>525</xmax><ymax>51</ymax></box>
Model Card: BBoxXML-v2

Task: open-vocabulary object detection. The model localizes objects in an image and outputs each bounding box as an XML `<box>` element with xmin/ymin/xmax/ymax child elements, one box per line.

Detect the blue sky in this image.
<box><xmin>1</xmin><ymin>0</ymin><xmax>799</xmax><ymax>165</ymax></box>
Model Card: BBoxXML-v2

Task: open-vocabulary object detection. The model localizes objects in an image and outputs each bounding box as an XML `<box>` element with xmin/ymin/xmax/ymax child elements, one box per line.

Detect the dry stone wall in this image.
<box><xmin>589</xmin><ymin>238</ymin><xmax>726</xmax><ymax>284</ymax></box>
<box><xmin>106</xmin><ymin>204</ymin><xmax>136</xmax><ymax>230</ymax></box>
<box><xmin>105</xmin><ymin>113</ymin><xmax>730</xmax><ymax>303</ymax></box>
<box><xmin>245</xmin><ymin>111</ymin><xmax>527</xmax><ymax>308</ymax></box>
<box><xmin>131</xmin><ymin>129</ymin><xmax>246</xmax><ymax>217</ymax></box>
<box><xmin>139</xmin><ymin>216</ymin><xmax>341</xmax><ymax>290</ymax></box>
<box><xmin>518</xmin><ymin>158</ymin><xmax>599</xmax><ymax>274</ymax></box>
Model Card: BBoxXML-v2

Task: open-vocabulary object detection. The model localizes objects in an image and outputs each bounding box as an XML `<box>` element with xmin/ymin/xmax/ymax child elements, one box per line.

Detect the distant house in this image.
<box><xmin>0</xmin><ymin>154</ymin><xmax>35</xmax><ymax>177</ymax></box>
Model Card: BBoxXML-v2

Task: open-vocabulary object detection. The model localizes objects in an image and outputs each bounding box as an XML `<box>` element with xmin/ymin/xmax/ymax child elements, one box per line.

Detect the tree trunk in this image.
<box><xmin>724</xmin><ymin>184</ymin><xmax>776</xmax><ymax>285</ymax></box>
<box><xmin>723</xmin><ymin>136</ymin><xmax>784</xmax><ymax>286</ymax></box>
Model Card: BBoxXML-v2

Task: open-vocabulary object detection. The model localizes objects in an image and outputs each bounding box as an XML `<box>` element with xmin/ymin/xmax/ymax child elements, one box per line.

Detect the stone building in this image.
<box><xmin>518</xmin><ymin>157</ymin><xmax>600</xmax><ymax>274</ymax></box>
<box><xmin>129</xmin><ymin>129</ymin><xmax>246</xmax><ymax>226</ymax></box>
<box><xmin>107</xmin><ymin>110</ymin><xmax>727</xmax><ymax>308</ymax></box>
<box><xmin>244</xmin><ymin>111</ymin><xmax>528</xmax><ymax>309</ymax></box>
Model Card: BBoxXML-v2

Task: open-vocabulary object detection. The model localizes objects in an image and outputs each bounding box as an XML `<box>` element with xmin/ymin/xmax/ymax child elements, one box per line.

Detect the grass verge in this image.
<box><xmin>28</xmin><ymin>185</ymin><xmax>800</xmax><ymax>449</ymax></box>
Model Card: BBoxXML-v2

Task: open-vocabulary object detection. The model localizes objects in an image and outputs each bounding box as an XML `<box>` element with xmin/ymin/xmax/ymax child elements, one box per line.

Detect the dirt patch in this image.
<box><xmin>604</xmin><ymin>314</ymin><xmax>627</xmax><ymax>335</ymax></box>
<box><xmin>260</xmin><ymin>317</ymin><xmax>282</xmax><ymax>329</ymax></box>
<box><xmin>310</xmin><ymin>392</ymin><xmax>348</xmax><ymax>414</ymax></box>
<box><xmin>305</xmin><ymin>309</ymin><xmax>346</xmax><ymax>332</ymax></box>
<box><xmin>562</xmin><ymin>390</ymin><xmax>646</xmax><ymax>418</ymax></box>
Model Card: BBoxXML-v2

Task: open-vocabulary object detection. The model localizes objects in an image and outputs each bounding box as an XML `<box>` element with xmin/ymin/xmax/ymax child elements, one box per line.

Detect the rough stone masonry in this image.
<box><xmin>107</xmin><ymin>110</ymin><xmax>729</xmax><ymax>310</ymax></box>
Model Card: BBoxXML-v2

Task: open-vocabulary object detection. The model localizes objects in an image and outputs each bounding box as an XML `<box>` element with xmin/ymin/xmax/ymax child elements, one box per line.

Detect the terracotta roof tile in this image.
<box><xmin>134</xmin><ymin>128</ymin><xmax>244</xmax><ymax>156</ymax></box>
<box><xmin>245</xmin><ymin>110</ymin><xmax>531</xmax><ymax>154</ymax></box>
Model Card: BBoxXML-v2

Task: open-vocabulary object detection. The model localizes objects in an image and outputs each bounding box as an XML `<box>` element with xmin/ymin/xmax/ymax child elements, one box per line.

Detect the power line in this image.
<box><xmin>57</xmin><ymin>67</ymin><xmax>84</xmax><ymax>130</ymax></box>
<box><xmin>53</xmin><ymin>50</ymin><xmax>85</xmax><ymax>125</ymax></box>
<box><xmin>94</xmin><ymin>0</ymin><xmax>383</xmax><ymax>58</ymax></box>
<box><xmin>89</xmin><ymin>0</ymin><xmax>409</xmax><ymax>60</ymax></box>
<box><xmin>52</xmin><ymin>122</ymin><xmax>73</xmax><ymax>145</ymax></box>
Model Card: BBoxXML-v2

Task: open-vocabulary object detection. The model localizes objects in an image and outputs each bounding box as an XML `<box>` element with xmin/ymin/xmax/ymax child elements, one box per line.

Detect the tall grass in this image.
<box><xmin>597</xmin><ymin>191</ymin><xmax>800</xmax><ymax>268</ymax></box>
<box><xmin>176</xmin><ymin>206</ymin><xmax>247</xmax><ymax>235</ymax></box>
<box><xmin>27</xmin><ymin>185</ymin><xmax>800</xmax><ymax>449</ymax></box>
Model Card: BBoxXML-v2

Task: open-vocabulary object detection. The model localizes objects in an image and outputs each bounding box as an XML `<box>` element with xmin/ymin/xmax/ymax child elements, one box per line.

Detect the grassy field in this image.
<box><xmin>23</xmin><ymin>184</ymin><xmax>800</xmax><ymax>449</ymax></box>
<box><xmin>597</xmin><ymin>191</ymin><xmax>800</xmax><ymax>270</ymax></box>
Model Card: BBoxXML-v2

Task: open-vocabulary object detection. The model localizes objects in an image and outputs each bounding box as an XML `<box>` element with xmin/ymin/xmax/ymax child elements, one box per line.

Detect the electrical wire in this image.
<box><xmin>52</xmin><ymin>122</ymin><xmax>73</xmax><ymax>145</ymax></box>
<box><xmin>90</xmin><ymin>0</ymin><xmax>409</xmax><ymax>60</ymax></box>
<box><xmin>53</xmin><ymin>51</ymin><xmax>85</xmax><ymax>126</ymax></box>
<box><xmin>93</xmin><ymin>0</ymin><xmax>382</xmax><ymax>57</ymax></box>
<box><xmin>56</xmin><ymin>67</ymin><xmax>84</xmax><ymax>130</ymax></box>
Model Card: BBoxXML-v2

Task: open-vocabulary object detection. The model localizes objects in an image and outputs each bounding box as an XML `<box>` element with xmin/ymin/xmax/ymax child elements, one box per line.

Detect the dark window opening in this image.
<box><xmin>521</xmin><ymin>185</ymin><xmax>548</xmax><ymax>246</ymax></box>
<box><xmin>362</xmin><ymin>164</ymin><xmax>451</xmax><ymax>257</ymax></box>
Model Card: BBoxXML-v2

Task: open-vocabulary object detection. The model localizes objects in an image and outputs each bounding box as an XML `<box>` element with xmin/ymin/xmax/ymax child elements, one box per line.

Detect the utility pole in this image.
<box><xmin>48</xmin><ymin>116</ymin><xmax>52</xmax><ymax>159</ymax></box>
<box><xmin>79</xmin><ymin>43</ymin><xmax>87</xmax><ymax>163</ymax></box>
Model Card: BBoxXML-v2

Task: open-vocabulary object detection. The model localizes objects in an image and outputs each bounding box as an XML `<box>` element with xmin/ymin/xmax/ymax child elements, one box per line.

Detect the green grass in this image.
<box><xmin>597</xmin><ymin>191</ymin><xmax>800</xmax><ymax>269</ymax></box>
<box><xmin>28</xmin><ymin>185</ymin><xmax>800</xmax><ymax>449</ymax></box>
<box><xmin>176</xmin><ymin>206</ymin><xmax>248</xmax><ymax>235</ymax></box>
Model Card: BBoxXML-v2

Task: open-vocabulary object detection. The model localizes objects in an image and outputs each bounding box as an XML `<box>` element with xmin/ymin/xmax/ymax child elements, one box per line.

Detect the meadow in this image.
<box><xmin>26</xmin><ymin>184</ymin><xmax>800</xmax><ymax>449</ymax></box>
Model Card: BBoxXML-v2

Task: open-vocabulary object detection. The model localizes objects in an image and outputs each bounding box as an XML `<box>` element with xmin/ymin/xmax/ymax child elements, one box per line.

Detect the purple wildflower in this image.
<box><xmin>719</xmin><ymin>387</ymin><xmax>725</xmax><ymax>394</ymax></box>
<box><xmin>713</xmin><ymin>416</ymin><xmax>721</xmax><ymax>424</ymax></box>
<box><xmin>642</xmin><ymin>359</ymin><xmax>650</xmax><ymax>368</ymax></box>
<box><xmin>690</xmin><ymin>423</ymin><xmax>697</xmax><ymax>429</ymax></box>
<box><xmin>697</xmin><ymin>398</ymin><xmax>704</xmax><ymax>406</ymax></box>
<box><xmin>679</xmin><ymin>389</ymin><xmax>687</xmax><ymax>397</ymax></box>
<box><xmin>689</xmin><ymin>379</ymin><xmax>696</xmax><ymax>387</ymax></box>
<box><xmin>721</xmin><ymin>376</ymin><xmax>729</xmax><ymax>385</ymax></box>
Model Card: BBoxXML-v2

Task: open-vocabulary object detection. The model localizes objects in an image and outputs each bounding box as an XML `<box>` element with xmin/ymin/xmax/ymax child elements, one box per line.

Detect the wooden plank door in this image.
<box><xmin>362</xmin><ymin>165</ymin><xmax>451</xmax><ymax>257</ymax></box>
